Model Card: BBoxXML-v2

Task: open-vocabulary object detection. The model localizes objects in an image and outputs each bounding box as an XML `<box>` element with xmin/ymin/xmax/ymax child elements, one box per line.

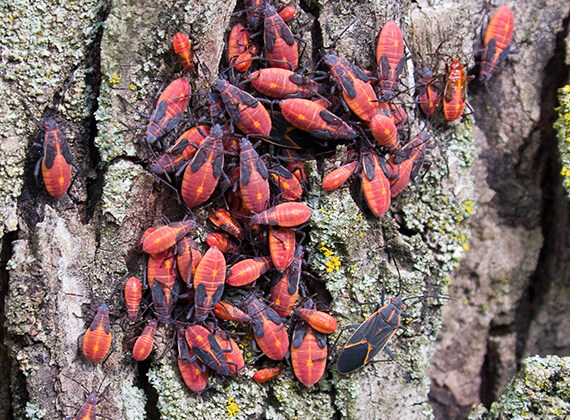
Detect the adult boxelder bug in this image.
<box><xmin>239</xmin><ymin>137</ymin><xmax>270</xmax><ymax>213</ymax></box>
<box><xmin>124</xmin><ymin>276</ymin><xmax>142</xmax><ymax>322</ymax></box>
<box><xmin>268</xmin><ymin>226</ymin><xmax>296</xmax><ymax>271</ymax></box>
<box><xmin>480</xmin><ymin>6</ymin><xmax>514</xmax><ymax>82</ymax></box>
<box><xmin>253</xmin><ymin>366</ymin><xmax>282</xmax><ymax>383</ymax></box>
<box><xmin>263</xmin><ymin>3</ymin><xmax>298</xmax><ymax>70</ymax></box>
<box><xmin>323</xmin><ymin>54</ymin><xmax>381</xmax><ymax>123</ymax></box>
<box><xmin>291</xmin><ymin>320</ymin><xmax>327</xmax><ymax>387</ymax></box>
<box><xmin>172</xmin><ymin>33</ymin><xmax>195</xmax><ymax>72</ymax></box>
<box><xmin>132</xmin><ymin>319</ymin><xmax>158</xmax><ymax>362</ymax></box>
<box><xmin>37</xmin><ymin>119</ymin><xmax>74</xmax><ymax>200</ymax></box>
<box><xmin>212</xmin><ymin>78</ymin><xmax>272</xmax><ymax>137</ymax></box>
<box><xmin>82</xmin><ymin>304</ymin><xmax>112</xmax><ymax>363</ymax></box>
<box><xmin>244</xmin><ymin>294</ymin><xmax>289</xmax><ymax>361</ymax></box>
<box><xmin>180</xmin><ymin>124</ymin><xmax>224</xmax><ymax>208</ymax></box>
<box><xmin>322</xmin><ymin>160</ymin><xmax>358</xmax><ymax>191</ymax></box>
<box><xmin>185</xmin><ymin>324</ymin><xmax>231</xmax><ymax>375</ymax></box>
<box><xmin>280</xmin><ymin>98</ymin><xmax>357</xmax><ymax>140</ymax></box>
<box><xmin>193</xmin><ymin>246</ymin><xmax>226</xmax><ymax>322</ymax></box>
<box><xmin>248</xmin><ymin>68</ymin><xmax>321</xmax><ymax>99</ymax></box>
<box><xmin>361</xmin><ymin>149</ymin><xmax>391</xmax><ymax>217</ymax></box>
<box><xmin>376</xmin><ymin>20</ymin><xmax>406</xmax><ymax>101</ymax></box>
<box><xmin>226</xmin><ymin>256</ymin><xmax>273</xmax><ymax>287</ymax></box>
<box><xmin>250</xmin><ymin>202</ymin><xmax>311</xmax><ymax>227</ymax></box>
<box><xmin>142</xmin><ymin>219</ymin><xmax>197</xmax><ymax>255</ymax></box>
<box><xmin>143</xmin><ymin>77</ymin><xmax>191</xmax><ymax>147</ymax></box>
<box><xmin>177</xmin><ymin>329</ymin><xmax>209</xmax><ymax>393</ymax></box>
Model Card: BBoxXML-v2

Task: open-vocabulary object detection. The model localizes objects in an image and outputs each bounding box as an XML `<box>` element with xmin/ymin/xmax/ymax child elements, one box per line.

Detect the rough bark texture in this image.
<box><xmin>0</xmin><ymin>0</ymin><xmax>568</xmax><ymax>419</ymax></box>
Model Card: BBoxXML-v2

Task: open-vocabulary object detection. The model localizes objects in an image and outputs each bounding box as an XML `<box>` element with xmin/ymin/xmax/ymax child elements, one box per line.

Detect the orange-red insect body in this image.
<box><xmin>293</xmin><ymin>299</ymin><xmax>338</xmax><ymax>334</ymax></box>
<box><xmin>361</xmin><ymin>150</ymin><xmax>391</xmax><ymax>217</ymax></box>
<box><xmin>148</xmin><ymin>125</ymin><xmax>209</xmax><ymax>176</ymax></box>
<box><xmin>323</xmin><ymin>54</ymin><xmax>380</xmax><ymax>123</ymax></box>
<box><xmin>376</xmin><ymin>21</ymin><xmax>406</xmax><ymax>101</ymax></box>
<box><xmin>146</xmin><ymin>248</ymin><xmax>176</xmax><ymax>289</ymax></box>
<box><xmin>176</xmin><ymin>236</ymin><xmax>202</xmax><ymax>286</ymax></box>
<box><xmin>239</xmin><ymin>137</ymin><xmax>270</xmax><ymax>213</ymax></box>
<box><xmin>214</xmin><ymin>330</ymin><xmax>245</xmax><ymax>375</ymax></box>
<box><xmin>268</xmin><ymin>226</ymin><xmax>296</xmax><ymax>271</ymax></box>
<box><xmin>280</xmin><ymin>98</ymin><xmax>357</xmax><ymax>140</ymax></box>
<box><xmin>212</xmin><ymin>79</ymin><xmax>272</xmax><ymax>136</ymax></box>
<box><xmin>206</xmin><ymin>232</ymin><xmax>240</xmax><ymax>254</ymax></box>
<box><xmin>480</xmin><ymin>6</ymin><xmax>514</xmax><ymax>82</ymax></box>
<box><xmin>250</xmin><ymin>202</ymin><xmax>311</xmax><ymax>227</ymax></box>
<box><xmin>72</xmin><ymin>393</ymin><xmax>99</xmax><ymax>420</ymax></box>
<box><xmin>193</xmin><ymin>246</ymin><xmax>226</xmax><ymax>322</ymax></box>
<box><xmin>185</xmin><ymin>325</ymin><xmax>231</xmax><ymax>375</ymax></box>
<box><xmin>244</xmin><ymin>294</ymin><xmax>289</xmax><ymax>360</ymax></box>
<box><xmin>253</xmin><ymin>366</ymin><xmax>282</xmax><ymax>383</ymax></box>
<box><xmin>263</xmin><ymin>4</ymin><xmax>299</xmax><ymax>70</ymax></box>
<box><xmin>213</xmin><ymin>301</ymin><xmax>251</xmax><ymax>324</ymax></box>
<box><xmin>142</xmin><ymin>220</ymin><xmax>197</xmax><ymax>255</ymax></box>
<box><xmin>209</xmin><ymin>208</ymin><xmax>245</xmax><ymax>240</ymax></box>
<box><xmin>133</xmin><ymin>319</ymin><xmax>158</xmax><ymax>361</ymax></box>
<box><xmin>443</xmin><ymin>59</ymin><xmax>468</xmax><ymax>122</ymax></box>
<box><xmin>177</xmin><ymin>330</ymin><xmax>209</xmax><ymax>393</ymax></box>
<box><xmin>270</xmin><ymin>166</ymin><xmax>303</xmax><ymax>201</ymax></box>
<box><xmin>278</xmin><ymin>6</ymin><xmax>296</xmax><ymax>21</ymax></box>
<box><xmin>418</xmin><ymin>68</ymin><xmax>442</xmax><ymax>117</ymax></box>
<box><xmin>124</xmin><ymin>276</ymin><xmax>142</xmax><ymax>322</ymax></box>
<box><xmin>291</xmin><ymin>321</ymin><xmax>327</xmax><ymax>387</ymax></box>
<box><xmin>269</xmin><ymin>245</ymin><xmax>302</xmax><ymax>317</ymax></box>
<box><xmin>172</xmin><ymin>33</ymin><xmax>195</xmax><ymax>72</ymax></box>
<box><xmin>370</xmin><ymin>113</ymin><xmax>400</xmax><ymax>153</ymax></box>
<box><xmin>38</xmin><ymin>119</ymin><xmax>73</xmax><ymax>199</ymax></box>
<box><xmin>388</xmin><ymin>132</ymin><xmax>429</xmax><ymax>197</ymax></box>
<box><xmin>143</xmin><ymin>78</ymin><xmax>190</xmax><ymax>146</ymax></box>
<box><xmin>226</xmin><ymin>256</ymin><xmax>273</xmax><ymax>287</ymax></box>
<box><xmin>249</xmin><ymin>68</ymin><xmax>321</xmax><ymax>99</ymax></box>
<box><xmin>227</xmin><ymin>23</ymin><xmax>258</xmax><ymax>72</ymax></box>
<box><xmin>181</xmin><ymin>124</ymin><xmax>225</xmax><ymax>208</ymax></box>
<box><xmin>322</xmin><ymin>161</ymin><xmax>358</xmax><ymax>191</ymax></box>
<box><xmin>82</xmin><ymin>304</ymin><xmax>112</xmax><ymax>363</ymax></box>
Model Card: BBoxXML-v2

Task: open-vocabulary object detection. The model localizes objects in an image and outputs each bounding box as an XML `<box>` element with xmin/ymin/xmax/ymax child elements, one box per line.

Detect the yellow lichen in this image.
<box><xmin>109</xmin><ymin>72</ymin><xmax>121</xmax><ymax>85</ymax></box>
<box><xmin>226</xmin><ymin>396</ymin><xmax>240</xmax><ymax>418</ymax></box>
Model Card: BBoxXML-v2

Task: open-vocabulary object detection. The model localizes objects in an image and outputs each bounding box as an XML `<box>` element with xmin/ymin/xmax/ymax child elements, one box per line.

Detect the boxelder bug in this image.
<box><xmin>291</xmin><ymin>319</ymin><xmax>327</xmax><ymax>387</ymax></box>
<box><xmin>268</xmin><ymin>245</ymin><xmax>303</xmax><ymax>317</ymax></box>
<box><xmin>443</xmin><ymin>58</ymin><xmax>471</xmax><ymax>122</ymax></box>
<box><xmin>268</xmin><ymin>226</ymin><xmax>296</xmax><ymax>272</ymax></box>
<box><xmin>82</xmin><ymin>304</ymin><xmax>112</xmax><ymax>363</ymax></box>
<box><xmin>37</xmin><ymin>119</ymin><xmax>74</xmax><ymax>200</ymax></box>
<box><xmin>250</xmin><ymin>202</ymin><xmax>311</xmax><ymax>227</ymax></box>
<box><xmin>172</xmin><ymin>33</ymin><xmax>195</xmax><ymax>72</ymax></box>
<box><xmin>376</xmin><ymin>20</ymin><xmax>407</xmax><ymax>101</ymax></box>
<box><xmin>322</xmin><ymin>161</ymin><xmax>358</xmax><ymax>192</ymax></box>
<box><xmin>132</xmin><ymin>319</ymin><xmax>158</xmax><ymax>362</ymax></box>
<box><xmin>253</xmin><ymin>366</ymin><xmax>282</xmax><ymax>383</ymax></box>
<box><xmin>176</xmin><ymin>329</ymin><xmax>209</xmax><ymax>393</ymax></box>
<box><xmin>293</xmin><ymin>298</ymin><xmax>338</xmax><ymax>334</ymax></box>
<box><xmin>361</xmin><ymin>149</ymin><xmax>391</xmax><ymax>217</ymax></box>
<box><xmin>142</xmin><ymin>219</ymin><xmax>197</xmax><ymax>255</ymax></box>
<box><xmin>193</xmin><ymin>246</ymin><xmax>226</xmax><ymax>322</ymax></box>
<box><xmin>238</xmin><ymin>137</ymin><xmax>270</xmax><ymax>213</ymax></box>
<box><xmin>124</xmin><ymin>276</ymin><xmax>142</xmax><ymax>322</ymax></box>
<box><xmin>263</xmin><ymin>3</ymin><xmax>298</xmax><ymax>70</ymax></box>
<box><xmin>184</xmin><ymin>324</ymin><xmax>231</xmax><ymax>375</ymax></box>
<box><xmin>226</xmin><ymin>256</ymin><xmax>273</xmax><ymax>287</ymax></box>
<box><xmin>480</xmin><ymin>6</ymin><xmax>514</xmax><ymax>82</ymax></box>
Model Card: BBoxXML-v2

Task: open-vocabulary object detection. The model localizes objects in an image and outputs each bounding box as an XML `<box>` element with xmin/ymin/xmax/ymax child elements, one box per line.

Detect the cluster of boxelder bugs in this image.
<box><xmin>59</xmin><ymin>0</ymin><xmax>514</xmax><ymax>414</ymax></box>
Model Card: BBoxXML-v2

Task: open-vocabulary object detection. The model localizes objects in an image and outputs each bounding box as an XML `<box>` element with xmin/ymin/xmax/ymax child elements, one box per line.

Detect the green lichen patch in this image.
<box><xmin>469</xmin><ymin>355</ymin><xmax>570</xmax><ymax>419</ymax></box>
<box><xmin>118</xmin><ymin>379</ymin><xmax>147</xmax><ymax>420</ymax></box>
<box><xmin>102</xmin><ymin>160</ymin><xmax>146</xmax><ymax>224</ymax></box>
<box><xmin>554</xmin><ymin>84</ymin><xmax>570</xmax><ymax>196</ymax></box>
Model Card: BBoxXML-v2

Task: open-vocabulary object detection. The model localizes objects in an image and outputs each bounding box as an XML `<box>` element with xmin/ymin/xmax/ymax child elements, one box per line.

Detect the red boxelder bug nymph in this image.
<box><xmin>291</xmin><ymin>320</ymin><xmax>327</xmax><ymax>387</ymax></box>
<box><xmin>193</xmin><ymin>246</ymin><xmax>226</xmax><ymax>322</ymax></box>
<box><xmin>132</xmin><ymin>319</ymin><xmax>158</xmax><ymax>362</ymax></box>
<box><xmin>226</xmin><ymin>256</ymin><xmax>273</xmax><ymax>287</ymax></box>
<box><xmin>176</xmin><ymin>235</ymin><xmax>202</xmax><ymax>286</ymax></box>
<box><xmin>376</xmin><ymin>20</ymin><xmax>406</xmax><ymax>101</ymax></box>
<box><xmin>361</xmin><ymin>149</ymin><xmax>391</xmax><ymax>217</ymax></box>
<box><xmin>124</xmin><ymin>276</ymin><xmax>142</xmax><ymax>322</ymax></box>
<box><xmin>82</xmin><ymin>304</ymin><xmax>112</xmax><ymax>363</ymax></box>
<box><xmin>143</xmin><ymin>77</ymin><xmax>191</xmax><ymax>147</ymax></box>
<box><xmin>268</xmin><ymin>245</ymin><xmax>303</xmax><ymax>317</ymax></box>
<box><xmin>37</xmin><ymin>119</ymin><xmax>74</xmax><ymax>200</ymax></box>
<box><xmin>248</xmin><ymin>68</ymin><xmax>321</xmax><ymax>99</ymax></box>
<box><xmin>184</xmin><ymin>325</ymin><xmax>231</xmax><ymax>375</ymax></box>
<box><xmin>480</xmin><ymin>6</ymin><xmax>514</xmax><ymax>82</ymax></box>
<box><xmin>269</xmin><ymin>165</ymin><xmax>303</xmax><ymax>201</ymax></box>
<box><xmin>250</xmin><ymin>202</ymin><xmax>312</xmax><ymax>227</ymax></box>
<box><xmin>206</xmin><ymin>232</ymin><xmax>240</xmax><ymax>254</ymax></box>
<box><xmin>268</xmin><ymin>226</ymin><xmax>296</xmax><ymax>272</ymax></box>
<box><xmin>322</xmin><ymin>161</ymin><xmax>358</xmax><ymax>192</ymax></box>
<box><xmin>443</xmin><ymin>59</ymin><xmax>469</xmax><ymax>122</ymax></box>
<box><xmin>253</xmin><ymin>366</ymin><xmax>282</xmax><ymax>383</ymax></box>
<box><xmin>244</xmin><ymin>294</ymin><xmax>289</xmax><ymax>361</ymax></box>
<box><xmin>263</xmin><ymin>3</ymin><xmax>299</xmax><ymax>70</ymax></box>
<box><xmin>176</xmin><ymin>329</ymin><xmax>209</xmax><ymax>393</ymax></box>
<box><xmin>387</xmin><ymin>132</ymin><xmax>430</xmax><ymax>198</ymax></box>
<box><xmin>142</xmin><ymin>219</ymin><xmax>197</xmax><ymax>255</ymax></box>
<box><xmin>238</xmin><ymin>137</ymin><xmax>270</xmax><ymax>213</ymax></box>
<box><xmin>213</xmin><ymin>301</ymin><xmax>251</xmax><ymax>324</ymax></box>
<box><xmin>209</xmin><ymin>208</ymin><xmax>245</xmax><ymax>240</ymax></box>
<box><xmin>293</xmin><ymin>299</ymin><xmax>338</xmax><ymax>334</ymax></box>
<box><xmin>172</xmin><ymin>33</ymin><xmax>195</xmax><ymax>72</ymax></box>
<box><xmin>214</xmin><ymin>330</ymin><xmax>245</xmax><ymax>375</ymax></box>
